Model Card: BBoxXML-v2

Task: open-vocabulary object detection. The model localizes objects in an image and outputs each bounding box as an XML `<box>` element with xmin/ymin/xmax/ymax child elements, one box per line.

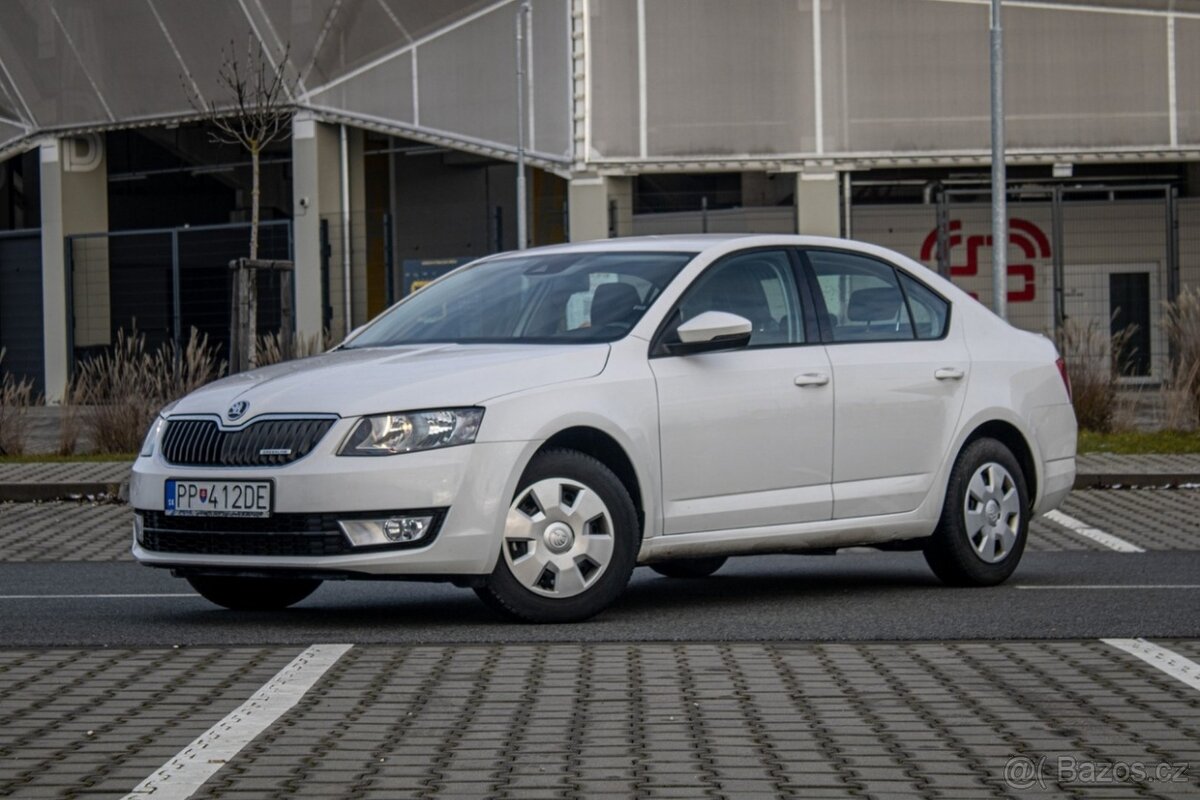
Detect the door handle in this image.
<box><xmin>794</xmin><ymin>373</ymin><xmax>830</xmax><ymax>387</ymax></box>
<box><xmin>934</xmin><ymin>367</ymin><xmax>965</xmax><ymax>381</ymax></box>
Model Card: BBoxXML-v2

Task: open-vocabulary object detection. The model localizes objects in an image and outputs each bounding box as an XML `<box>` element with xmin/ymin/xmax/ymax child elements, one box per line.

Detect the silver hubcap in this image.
<box><xmin>964</xmin><ymin>462</ymin><xmax>1021</xmax><ymax>563</ymax></box>
<box><xmin>503</xmin><ymin>477</ymin><xmax>615</xmax><ymax>599</ymax></box>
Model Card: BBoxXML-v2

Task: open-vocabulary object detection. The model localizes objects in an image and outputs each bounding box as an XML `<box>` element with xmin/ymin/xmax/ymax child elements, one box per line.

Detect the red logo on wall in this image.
<box><xmin>919</xmin><ymin>218</ymin><xmax>1050</xmax><ymax>303</ymax></box>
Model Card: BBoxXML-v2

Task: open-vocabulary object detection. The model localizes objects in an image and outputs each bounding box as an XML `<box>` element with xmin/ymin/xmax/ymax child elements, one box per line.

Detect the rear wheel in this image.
<box><xmin>650</xmin><ymin>556</ymin><xmax>727</xmax><ymax>579</ymax></box>
<box><xmin>475</xmin><ymin>448</ymin><xmax>638</xmax><ymax>623</ymax></box>
<box><xmin>186</xmin><ymin>575</ymin><xmax>322</xmax><ymax>610</ymax></box>
<box><xmin>924</xmin><ymin>437</ymin><xmax>1029</xmax><ymax>586</ymax></box>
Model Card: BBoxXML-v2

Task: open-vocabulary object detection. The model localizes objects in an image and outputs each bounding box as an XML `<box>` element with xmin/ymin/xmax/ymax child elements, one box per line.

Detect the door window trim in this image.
<box><xmin>648</xmin><ymin>246</ymin><xmax>823</xmax><ymax>358</ymax></box>
<box><xmin>795</xmin><ymin>247</ymin><xmax>953</xmax><ymax>345</ymax></box>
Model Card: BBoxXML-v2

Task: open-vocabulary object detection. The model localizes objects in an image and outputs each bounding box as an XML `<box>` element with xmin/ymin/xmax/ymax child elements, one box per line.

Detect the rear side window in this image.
<box><xmin>897</xmin><ymin>272</ymin><xmax>950</xmax><ymax>339</ymax></box>
<box><xmin>807</xmin><ymin>251</ymin><xmax>914</xmax><ymax>342</ymax></box>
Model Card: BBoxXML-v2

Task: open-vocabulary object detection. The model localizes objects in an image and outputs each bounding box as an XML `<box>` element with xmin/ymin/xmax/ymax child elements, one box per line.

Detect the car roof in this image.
<box><xmin>512</xmin><ymin>234</ymin><xmax>859</xmax><ymax>256</ymax></box>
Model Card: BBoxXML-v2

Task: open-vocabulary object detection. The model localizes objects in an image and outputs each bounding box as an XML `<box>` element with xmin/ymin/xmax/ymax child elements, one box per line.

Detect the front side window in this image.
<box><xmin>344</xmin><ymin>251</ymin><xmax>694</xmax><ymax>347</ymax></box>
<box><xmin>657</xmin><ymin>249</ymin><xmax>805</xmax><ymax>353</ymax></box>
<box><xmin>807</xmin><ymin>250</ymin><xmax>914</xmax><ymax>343</ymax></box>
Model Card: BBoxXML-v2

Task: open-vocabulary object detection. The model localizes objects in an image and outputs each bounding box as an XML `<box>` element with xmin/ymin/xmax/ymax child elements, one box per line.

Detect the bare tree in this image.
<box><xmin>184</xmin><ymin>36</ymin><xmax>296</xmax><ymax>259</ymax></box>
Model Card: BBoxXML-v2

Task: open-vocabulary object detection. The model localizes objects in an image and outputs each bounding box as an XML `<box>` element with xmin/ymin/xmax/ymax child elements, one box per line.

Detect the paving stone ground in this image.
<box><xmin>0</xmin><ymin>647</ymin><xmax>298</xmax><ymax>799</ymax></box>
<box><xmin>0</xmin><ymin>462</ymin><xmax>131</xmax><ymax>486</ymax></box>
<box><xmin>0</xmin><ymin>641</ymin><xmax>1196</xmax><ymax>799</ymax></box>
<box><xmin>0</xmin><ymin>501</ymin><xmax>131</xmax><ymax>561</ymax></box>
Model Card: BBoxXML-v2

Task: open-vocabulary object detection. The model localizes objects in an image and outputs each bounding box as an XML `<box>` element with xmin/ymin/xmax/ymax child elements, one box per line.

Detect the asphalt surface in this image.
<box><xmin>3</xmin><ymin>550</ymin><xmax>1198</xmax><ymax>647</ymax></box>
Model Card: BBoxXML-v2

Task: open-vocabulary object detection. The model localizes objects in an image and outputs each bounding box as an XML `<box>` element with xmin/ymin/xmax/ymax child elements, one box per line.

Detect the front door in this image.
<box><xmin>650</xmin><ymin>249</ymin><xmax>834</xmax><ymax>535</ymax></box>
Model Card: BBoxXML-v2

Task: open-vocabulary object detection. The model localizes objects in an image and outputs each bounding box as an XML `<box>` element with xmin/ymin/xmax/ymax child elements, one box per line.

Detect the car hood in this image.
<box><xmin>169</xmin><ymin>343</ymin><xmax>611</xmax><ymax>419</ymax></box>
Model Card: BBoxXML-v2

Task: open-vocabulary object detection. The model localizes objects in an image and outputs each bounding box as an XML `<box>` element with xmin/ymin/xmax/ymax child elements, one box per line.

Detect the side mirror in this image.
<box><xmin>668</xmin><ymin>311</ymin><xmax>753</xmax><ymax>355</ymax></box>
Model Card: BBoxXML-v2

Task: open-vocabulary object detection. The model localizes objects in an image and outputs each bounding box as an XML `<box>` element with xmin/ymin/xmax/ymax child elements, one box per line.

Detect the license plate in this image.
<box><xmin>165</xmin><ymin>479</ymin><xmax>272</xmax><ymax>518</ymax></box>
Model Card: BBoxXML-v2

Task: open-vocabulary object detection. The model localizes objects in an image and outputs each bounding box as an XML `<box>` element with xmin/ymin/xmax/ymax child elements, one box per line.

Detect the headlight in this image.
<box><xmin>338</xmin><ymin>408</ymin><xmax>484</xmax><ymax>456</ymax></box>
<box><xmin>139</xmin><ymin>417</ymin><xmax>166</xmax><ymax>458</ymax></box>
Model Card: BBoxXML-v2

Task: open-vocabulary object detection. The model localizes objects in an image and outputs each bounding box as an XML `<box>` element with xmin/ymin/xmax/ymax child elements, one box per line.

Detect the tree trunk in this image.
<box><xmin>249</xmin><ymin>143</ymin><xmax>260</xmax><ymax>260</ymax></box>
<box><xmin>246</xmin><ymin>143</ymin><xmax>261</xmax><ymax>368</ymax></box>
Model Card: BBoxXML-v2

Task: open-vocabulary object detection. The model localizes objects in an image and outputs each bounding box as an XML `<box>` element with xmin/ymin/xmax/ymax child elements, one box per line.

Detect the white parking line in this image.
<box><xmin>0</xmin><ymin>593</ymin><xmax>198</xmax><ymax>599</ymax></box>
<box><xmin>123</xmin><ymin>643</ymin><xmax>353</xmax><ymax>800</ymax></box>
<box><xmin>1102</xmin><ymin>638</ymin><xmax>1200</xmax><ymax>693</ymax></box>
<box><xmin>1043</xmin><ymin>509</ymin><xmax>1145</xmax><ymax>552</ymax></box>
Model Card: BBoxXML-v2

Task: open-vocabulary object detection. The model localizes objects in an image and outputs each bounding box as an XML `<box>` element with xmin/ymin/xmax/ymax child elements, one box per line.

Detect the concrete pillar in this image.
<box><xmin>568</xmin><ymin>175</ymin><xmax>633</xmax><ymax>241</ymax></box>
<box><xmin>39</xmin><ymin>134</ymin><xmax>108</xmax><ymax>403</ymax></box>
<box><xmin>795</xmin><ymin>171</ymin><xmax>841</xmax><ymax>237</ymax></box>
<box><xmin>292</xmin><ymin>116</ymin><xmax>368</xmax><ymax>342</ymax></box>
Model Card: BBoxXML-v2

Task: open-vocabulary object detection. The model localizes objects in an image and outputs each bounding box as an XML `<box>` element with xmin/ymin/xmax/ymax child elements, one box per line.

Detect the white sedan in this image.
<box><xmin>131</xmin><ymin>234</ymin><xmax>1076</xmax><ymax>622</ymax></box>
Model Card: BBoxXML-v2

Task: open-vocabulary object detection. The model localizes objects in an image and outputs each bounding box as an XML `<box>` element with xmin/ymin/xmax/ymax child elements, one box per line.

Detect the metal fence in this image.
<box><xmin>0</xmin><ymin>228</ymin><xmax>42</xmax><ymax>395</ymax></box>
<box><xmin>66</xmin><ymin>220</ymin><xmax>292</xmax><ymax>368</ymax></box>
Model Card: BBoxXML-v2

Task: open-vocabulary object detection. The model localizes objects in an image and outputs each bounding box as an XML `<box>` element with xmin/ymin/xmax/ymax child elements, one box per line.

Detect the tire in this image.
<box><xmin>475</xmin><ymin>448</ymin><xmax>639</xmax><ymax>623</ymax></box>
<box><xmin>186</xmin><ymin>575</ymin><xmax>322</xmax><ymax>610</ymax></box>
<box><xmin>923</xmin><ymin>437</ymin><xmax>1030</xmax><ymax>587</ymax></box>
<box><xmin>650</xmin><ymin>556</ymin><xmax>727</xmax><ymax>579</ymax></box>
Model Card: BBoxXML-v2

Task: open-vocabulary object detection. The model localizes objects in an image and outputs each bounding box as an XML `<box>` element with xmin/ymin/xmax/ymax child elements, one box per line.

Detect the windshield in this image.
<box><xmin>345</xmin><ymin>251</ymin><xmax>695</xmax><ymax>347</ymax></box>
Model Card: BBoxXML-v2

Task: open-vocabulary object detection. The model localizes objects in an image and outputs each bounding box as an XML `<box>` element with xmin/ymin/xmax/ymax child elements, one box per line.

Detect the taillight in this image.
<box><xmin>1055</xmin><ymin>357</ymin><xmax>1072</xmax><ymax>401</ymax></box>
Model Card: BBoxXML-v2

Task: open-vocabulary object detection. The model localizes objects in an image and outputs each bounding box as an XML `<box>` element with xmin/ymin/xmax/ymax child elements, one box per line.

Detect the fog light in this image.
<box><xmin>383</xmin><ymin>516</ymin><xmax>428</xmax><ymax>542</ymax></box>
<box><xmin>339</xmin><ymin>515</ymin><xmax>436</xmax><ymax>548</ymax></box>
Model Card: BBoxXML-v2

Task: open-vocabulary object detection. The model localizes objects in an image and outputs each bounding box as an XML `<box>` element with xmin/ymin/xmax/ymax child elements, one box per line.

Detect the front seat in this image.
<box><xmin>688</xmin><ymin>262</ymin><xmax>782</xmax><ymax>345</ymax></box>
<box><xmin>590</xmin><ymin>282</ymin><xmax>641</xmax><ymax>330</ymax></box>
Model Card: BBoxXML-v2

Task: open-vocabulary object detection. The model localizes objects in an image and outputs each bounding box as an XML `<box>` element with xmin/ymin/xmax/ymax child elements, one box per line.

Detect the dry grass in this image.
<box><xmin>1163</xmin><ymin>287</ymin><xmax>1200</xmax><ymax>429</ymax></box>
<box><xmin>255</xmin><ymin>329</ymin><xmax>331</xmax><ymax>367</ymax></box>
<box><xmin>1057</xmin><ymin>317</ymin><xmax>1138</xmax><ymax>433</ymax></box>
<box><xmin>72</xmin><ymin>328</ymin><xmax>227</xmax><ymax>454</ymax></box>
<box><xmin>0</xmin><ymin>348</ymin><xmax>39</xmax><ymax>456</ymax></box>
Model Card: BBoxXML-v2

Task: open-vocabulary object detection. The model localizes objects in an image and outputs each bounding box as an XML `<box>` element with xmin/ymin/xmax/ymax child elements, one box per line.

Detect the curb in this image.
<box><xmin>1074</xmin><ymin>473</ymin><xmax>1200</xmax><ymax>489</ymax></box>
<box><xmin>0</xmin><ymin>481</ymin><xmax>129</xmax><ymax>503</ymax></box>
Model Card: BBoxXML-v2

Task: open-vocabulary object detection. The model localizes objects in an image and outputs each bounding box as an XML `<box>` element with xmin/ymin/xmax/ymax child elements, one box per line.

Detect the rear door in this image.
<box><xmin>800</xmin><ymin>248</ymin><xmax>970</xmax><ymax>519</ymax></box>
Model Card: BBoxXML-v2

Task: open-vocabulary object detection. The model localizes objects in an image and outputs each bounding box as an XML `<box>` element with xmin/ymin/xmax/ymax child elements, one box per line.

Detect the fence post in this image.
<box><xmin>280</xmin><ymin>268</ymin><xmax>294</xmax><ymax>354</ymax></box>
<box><xmin>170</xmin><ymin>229</ymin><xmax>182</xmax><ymax>351</ymax></box>
<box><xmin>935</xmin><ymin>187</ymin><xmax>950</xmax><ymax>278</ymax></box>
<box><xmin>1052</xmin><ymin>185</ymin><xmax>1065</xmax><ymax>337</ymax></box>
<box><xmin>63</xmin><ymin>236</ymin><xmax>75</xmax><ymax>379</ymax></box>
<box><xmin>1167</xmin><ymin>185</ymin><xmax>1180</xmax><ymax>305</ymax></box>
<box><xmin>319</xmin><ymin>218</ymin><xmax>332</xmax><ymax>332</ymax></box>
<box><xmin>383</xmin><ymin>212</ymin><xmax>395</xmax><ymax>306</ymax></box>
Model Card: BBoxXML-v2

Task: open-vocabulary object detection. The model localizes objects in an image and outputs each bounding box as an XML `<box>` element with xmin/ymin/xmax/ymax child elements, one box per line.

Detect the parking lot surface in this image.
<box><xmin>1</xmin><ymin>487</ymin><xmax>1197</xmax><ymax>798</ymax></box>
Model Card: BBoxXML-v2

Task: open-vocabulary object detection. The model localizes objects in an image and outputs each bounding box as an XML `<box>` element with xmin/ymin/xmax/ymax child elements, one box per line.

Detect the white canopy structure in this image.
<box><xmin>1</xmin><ymin>0</ymin><xmax>1199</xmax><ymax>172</ymax></box>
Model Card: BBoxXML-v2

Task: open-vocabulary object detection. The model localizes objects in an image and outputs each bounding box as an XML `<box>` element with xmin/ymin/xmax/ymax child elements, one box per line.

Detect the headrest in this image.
<box><xmin>590</xmin><ymin>282</ymin><xmax>641</xmax><ymax>327</ymax></box>
<box><xmin>847</xmin><ymin>287</ymin><xmax>903</xmax><ymax>322</ymax></box>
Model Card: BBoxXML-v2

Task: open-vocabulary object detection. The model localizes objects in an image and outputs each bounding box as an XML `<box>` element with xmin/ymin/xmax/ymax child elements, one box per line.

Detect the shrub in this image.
<box><xmin>1057</xmin><ymin>317</ymin><xmax>1137</xmax><ymax>433</ymax></box>
<box><xmin>256</xmin><ymin>329</ymin><xmax>331</xmax><ymax>367</ymax></box>
<box><xmin>0</xmin><ymin>348</ymin><xmax>39</xmax><ymax>455</ymax></box>
<box><xmin>1163</xmin><ymin>287</ymin><xmax>1200</xmax><ymax>428</ymax></box>
<box><xmin>73</xmin><ymin>328</ymin><xmax>227</xmax><ymax>454</ymax></box>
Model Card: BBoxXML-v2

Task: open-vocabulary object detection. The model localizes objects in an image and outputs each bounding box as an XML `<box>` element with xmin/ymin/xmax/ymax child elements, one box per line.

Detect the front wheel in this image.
<box><xmin>923</xmin><ymin>437</ymin><xmax>1029</xmax><ymax>587</ymax></box>
<box><xmin>186</xmin><ymin>575</ymin><xmax>322</xmax><ymax>610</ymax></box>
<box><xmin>475</xmin><ymin>448</ymin><xmax>639</xmax><ymax>623</ymax></box>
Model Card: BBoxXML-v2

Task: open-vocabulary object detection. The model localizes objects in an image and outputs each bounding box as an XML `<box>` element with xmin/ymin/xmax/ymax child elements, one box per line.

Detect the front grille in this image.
<box><xmin>161</xmin><ymin>417</ymin><xmax>335</xmax><ymax>467</ymax></box>
<box><xmin>141</xmin><ymin>510</ymin><xmax>345</xmax><ymax>534</ymax></box>
<box><xmin>137</xmin><ymin>508</ymin><xmax>446</xmax><ymax>557</ymax></box>
<box><xmin>141</xmin><ymin>530</ymin><xmax>350</xmax><ymax>557</ymax></box>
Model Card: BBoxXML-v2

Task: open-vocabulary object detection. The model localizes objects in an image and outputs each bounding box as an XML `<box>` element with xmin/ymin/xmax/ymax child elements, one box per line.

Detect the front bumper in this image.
<box><xmin>130</xmin><ymin>433</ymin><xmax>530</xmax><ymax>577</ymax></box>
